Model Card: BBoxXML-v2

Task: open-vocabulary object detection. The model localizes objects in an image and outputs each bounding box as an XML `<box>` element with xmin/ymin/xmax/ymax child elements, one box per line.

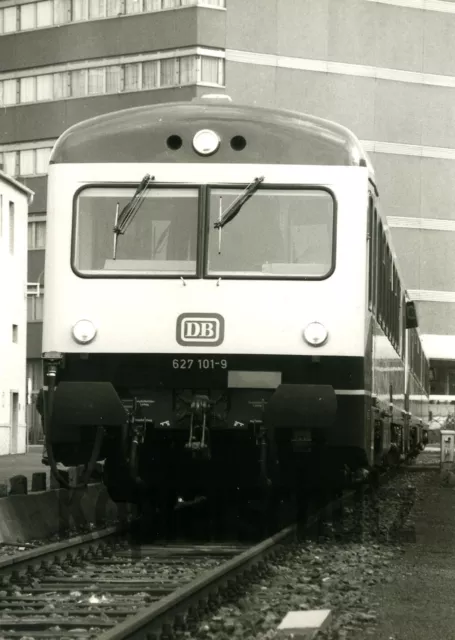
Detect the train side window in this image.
<box><xmin>380</xmin><ymin>230</ymin><xmax>387</xmax><ymax>331</ymax></box>
<box><xmin>372</xmin><ymin>208</ymin><xmax>378</xmax><ymax>311</ymax></box>
<box><xmin>377</xmin><ymin>219</ymin><xmax>384</xmax><ymax>325</ymax></box>
<box><xmin>391</xmin><ymin>265</ymin><xmax>395</xmax><ymax>347</ymax></box>
<box><xmin>392</xmin><ymin>265</ymin><xmax>398</xmax><ymax>349</ymax></box>
<box><xmin>399</xmin><ymin>298</ymin><xmax>402</xmax><ymax>354</ymax></box>
<box><xmin>382</xmin><ymin>232</ymin><xmax>387</xmax><ymax>331</ymax></box>
<box><xmin>396</xmin><ymin>270</ymin><xmax>401</xmax><ymax>350</ymax></box>
<box><xmin>401</xmin><ymin>296</ymin><xmax>406</xmax><ymax>357</ymax></box>
<box><xmin>367</xmin><ymin>197</ymin><xmax>374</xmax><ymax>311</ymax></box>
<box><xmin>386</xmin><ymin>245</ymin><xmax>392</xmax><ymax>339</ymax></box>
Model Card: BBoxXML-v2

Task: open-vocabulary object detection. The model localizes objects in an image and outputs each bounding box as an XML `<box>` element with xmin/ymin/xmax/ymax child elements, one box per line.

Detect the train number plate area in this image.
<box><xmin>172</xmin><ymin>358</ymin><xmax>228</xmax><ymax>370</ymax></box>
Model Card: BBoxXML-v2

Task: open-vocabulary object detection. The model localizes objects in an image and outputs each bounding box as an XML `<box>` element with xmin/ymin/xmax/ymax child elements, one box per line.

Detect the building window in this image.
<box><xmin>1</xmin><ymin>6</ymin><xmax>18</xmax><ymax>34</ymax></box>
<box><xmin>160</xmin><ymin>58</ymin><xmax>177</xmax><ymax>86</ymax></box>
<box><xmin>126</xmin><ymin>0</ymin><xmax>142</xmax><ymax>13</ymax></box>
<box><xmin>89</xmin><ymin>0</ymin><xmax>106</xmax><ymax>19</ymax></box>
<box><xmin>71</xmin><ymin>69</ymin><xmax>88</xmax><ymax>97</ymax></box>
<box><xmin>37</xmin><ymin>0</ymin><xmax>54</xmax><ymax>26</ymax></box>
<box><xmin>0</xmin><ymin>0</ymin><xmax>224</xmax><ymax>35</ymax></box>
<box><xmin>12</xmin><ymin>324</ymin><xmax>18</xmax><ymax>342</ymax></box>
<box><xmin>143</xmin><ymin>61</ymin><xmax>158</xmax><ymax>88</ymax></box>
<box><xmin>0</xmin><ymin>52</ymin><xmax>224</xmax><ymax>108</ymax></box>
<box><xmin>54</xmin><ymin>72</ymin><xmax>70</xmax><ymax>99</ymax></box>
<box><xmin>27</xmin><ymin>293</ymin><xmax>44</xmax><ymax>321</ymax></box>
<box><xmin>9</xmin><ymin>201</ymin><xmax>14</xmax><ymax>254</ymax></box>
<box><xmin>1</xmin><ymin>79</ymin><xmax>17</xmax><ymax>106</ymax></box>
<box><xmin>0</xmin><ymin>147</ymin><xmax>53</xmax><ymax>178</ymax></box>
<box><xmin>107</xmin><ymin>0</ymin><xmax>121</xmax><ymax>16</ymax></box>
<box><xmin>19</xmin><ymin>150</ymin><xmax>35</xmax><ymax>176</ymax></box>
<box><xmin>88</xmin><ymin>67</ymin><xmax>105</xmax><ymax>94</ymax></box>
<box><xmin>106</xmin><ymin>65</ymin><xmax>122</xmax><ymax>92</ymax></box>
<box><xmin>201</xmin><ymin>55</ymin><xmax>223</xmax><ymax>84</ymax></box>
<box><xmin>54</xmin><ymin>0</ymin><xmax>71</xmax><ymax>23</ymax></box>
<box><xmin>2</xmin><ymin>151</ymin><xmax>17</xmax><ymax>176</ymax></box>
<box><xmin>20</xmin><ymin>3</ymin><xmax>36</xmax><ymax>30</ymax></box>
<box><xmin>28</xmin><ymin>220</ymin><xmax>46</xmax><ymax>249</ymax></box>
<box><xmin>20</xmin><ymin>77</ymin><xmax>36</xmax><ymax>103</ymax></box>
<box><xmin>37</xmin><ymin>74</ymin><xmax>54</xmax><ymax>101</ymax></box>
<box><xmin>124</xmin><ymin>63</ymin><xmax>140</xmax><ymax>91</ymax></box>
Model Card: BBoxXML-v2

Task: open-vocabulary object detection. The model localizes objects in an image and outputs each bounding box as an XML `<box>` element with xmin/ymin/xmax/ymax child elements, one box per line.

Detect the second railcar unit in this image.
<box><xmin>40</xmin><ymin>96</ymin><xmax>429</xmax><ymax>507</ymax></box>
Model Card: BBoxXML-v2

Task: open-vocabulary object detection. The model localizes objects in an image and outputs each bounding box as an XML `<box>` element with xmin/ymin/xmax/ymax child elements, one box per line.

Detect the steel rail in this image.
<box><xmin>0</xmin><ymin>524</ymin><xmax>127</xmax><ymax>577</ymax></box>
<box><xmin>96</xmin><ymin>523</ymin><xmax>297</xmax><ymax>640</ymax></box>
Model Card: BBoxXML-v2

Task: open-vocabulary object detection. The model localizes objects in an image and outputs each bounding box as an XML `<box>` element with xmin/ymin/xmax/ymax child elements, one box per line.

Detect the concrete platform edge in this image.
<box><xmin>0</xmin><ymin>483</ymin><xmax>135</xmax><ymax>543</ymax></box>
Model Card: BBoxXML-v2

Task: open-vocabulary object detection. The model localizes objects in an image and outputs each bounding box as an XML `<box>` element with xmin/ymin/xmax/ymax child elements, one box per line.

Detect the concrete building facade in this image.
<box><xmin>0</xmin><ymin>170</ymin><xmax>33</xmax><ymax>454</ymax></box>
<box><xmin>1</xmin><ymin>0</ymin><xmax>454</xmax><ymax>439</ymax></box>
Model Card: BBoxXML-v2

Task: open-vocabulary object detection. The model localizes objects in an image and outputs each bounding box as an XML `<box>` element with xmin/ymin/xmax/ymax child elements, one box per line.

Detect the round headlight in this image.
<box><xmin>303</xmin><ymin>322</ymin><xmax>328</xmax><ymax>347</ymax></box>
<box><xmin>72</xmin><ymin>319</ymin><xmax>97</xmax><ymax>345</ymax></box>
<box><xmin>192</xmin><ymin>129</ymin><xmax>221</xmax><ymax>156</ymax></box>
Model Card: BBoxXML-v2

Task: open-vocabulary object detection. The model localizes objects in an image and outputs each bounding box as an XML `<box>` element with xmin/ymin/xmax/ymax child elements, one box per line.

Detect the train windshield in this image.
<box><xmin>74</xmin><ymin>187</ymin><xmax>199</xmax><ymax>275</ymax></box>
<box><xmin>207</xmin><ymin>188</ymin><xmax>334</xmax><ymax>278</ymax></box>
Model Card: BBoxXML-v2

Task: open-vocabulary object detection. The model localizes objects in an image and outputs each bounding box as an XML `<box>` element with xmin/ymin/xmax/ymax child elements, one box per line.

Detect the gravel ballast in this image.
<box><xmin>183</xmin><ymin>469</ymin><xmax>433</xmax><ymax>640</ymax></box>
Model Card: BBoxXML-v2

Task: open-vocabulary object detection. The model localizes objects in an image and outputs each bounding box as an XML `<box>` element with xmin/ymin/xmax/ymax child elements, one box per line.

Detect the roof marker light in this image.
<box><xmin>193</xmin><ymin>129</ymin><xmax>221</xmax><ymax>156</ymax></box>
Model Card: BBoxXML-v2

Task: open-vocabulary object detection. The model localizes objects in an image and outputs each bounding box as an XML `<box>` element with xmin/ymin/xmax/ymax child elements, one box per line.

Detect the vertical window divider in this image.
<box><xmin>137</xmin><ymin>62</ymin><xmax>143</xmax><ymax>90</ymax></box>
<box><xmin>120</xmin><ymin>64</ymin><xmax>125</xmax><ymax>92</ymax></box>
<box><xmin>66</xmin><ymin>71</ymin><xmax>71</xmax><ymax>98</ymax></box>
<box><xmin>175</xmin><ymin>57</ymin><xmax>180</xmax><ymax>84</ymax></box>
<box><xmin>156</xmin><ymin>59</ymin><xmax>161</xmax><ymax>88</ymax></box>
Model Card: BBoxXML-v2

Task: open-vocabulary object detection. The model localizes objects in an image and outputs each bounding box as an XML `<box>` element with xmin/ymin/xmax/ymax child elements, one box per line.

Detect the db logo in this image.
<box><xmin>176</xmin><ymin>313</ymin><xmax>224</xmax><ymax>346</ymax></box>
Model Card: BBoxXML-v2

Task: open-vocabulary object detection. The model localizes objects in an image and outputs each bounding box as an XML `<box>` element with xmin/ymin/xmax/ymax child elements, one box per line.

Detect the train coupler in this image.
<box><xmin>184</xmin><ymin>395</ymin><xmax>211</xmax><ymax>460</ymax></box>
<box><xmin>257</xmin><ymin>423</ymin><xmax>273</xmax><ymax>488</ymax></box>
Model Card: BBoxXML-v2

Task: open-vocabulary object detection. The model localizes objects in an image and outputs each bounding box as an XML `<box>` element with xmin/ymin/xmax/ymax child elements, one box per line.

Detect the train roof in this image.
<box><xmin>49</xmin><ymin>98</ymin><xmax>373</xmax><ymax>171</ymax></box>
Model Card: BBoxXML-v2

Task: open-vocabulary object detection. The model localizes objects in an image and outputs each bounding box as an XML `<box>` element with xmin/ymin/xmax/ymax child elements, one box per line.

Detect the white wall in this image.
<box><xmin>0</xmin><ymin>173</ymin><xmax>32</xmax><ymax>455</ymax></box>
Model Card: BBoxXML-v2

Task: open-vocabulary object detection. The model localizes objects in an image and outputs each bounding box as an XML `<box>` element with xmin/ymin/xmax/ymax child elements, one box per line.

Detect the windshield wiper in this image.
<box><xmin>213</xmin><ymin>176</ymin><xmax>264</xmax><ymax>230</ymax></box>
<box><xmin>112</xmin><ymin>174</ymin><xmax>155</xmax><ymax>259</ymax></box>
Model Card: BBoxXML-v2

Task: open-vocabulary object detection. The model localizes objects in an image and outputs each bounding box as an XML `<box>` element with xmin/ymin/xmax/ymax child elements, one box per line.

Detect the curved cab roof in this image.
<box><xmin>50</xmin><ymin>98</ymin><xmax>373</xmax><ymax>171</ymax></box>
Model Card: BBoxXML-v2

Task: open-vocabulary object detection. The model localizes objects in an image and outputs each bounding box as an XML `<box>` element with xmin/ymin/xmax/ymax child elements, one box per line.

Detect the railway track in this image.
<box><xmin>0</xmin><ymin>521</ymin><xmax>297</xmax><ymax>640</ymax></box>
<box><xmin>0</xmin><ymin>467</ymin><xmax>410</xmax><ymax>640</ymax></box>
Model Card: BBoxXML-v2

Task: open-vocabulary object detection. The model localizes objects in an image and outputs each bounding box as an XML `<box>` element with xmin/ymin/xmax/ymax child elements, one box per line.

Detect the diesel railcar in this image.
<box><xmin>40</xmin><ymin>95</ymin><xmax>429</xmax><ymax>509</ymax></box>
